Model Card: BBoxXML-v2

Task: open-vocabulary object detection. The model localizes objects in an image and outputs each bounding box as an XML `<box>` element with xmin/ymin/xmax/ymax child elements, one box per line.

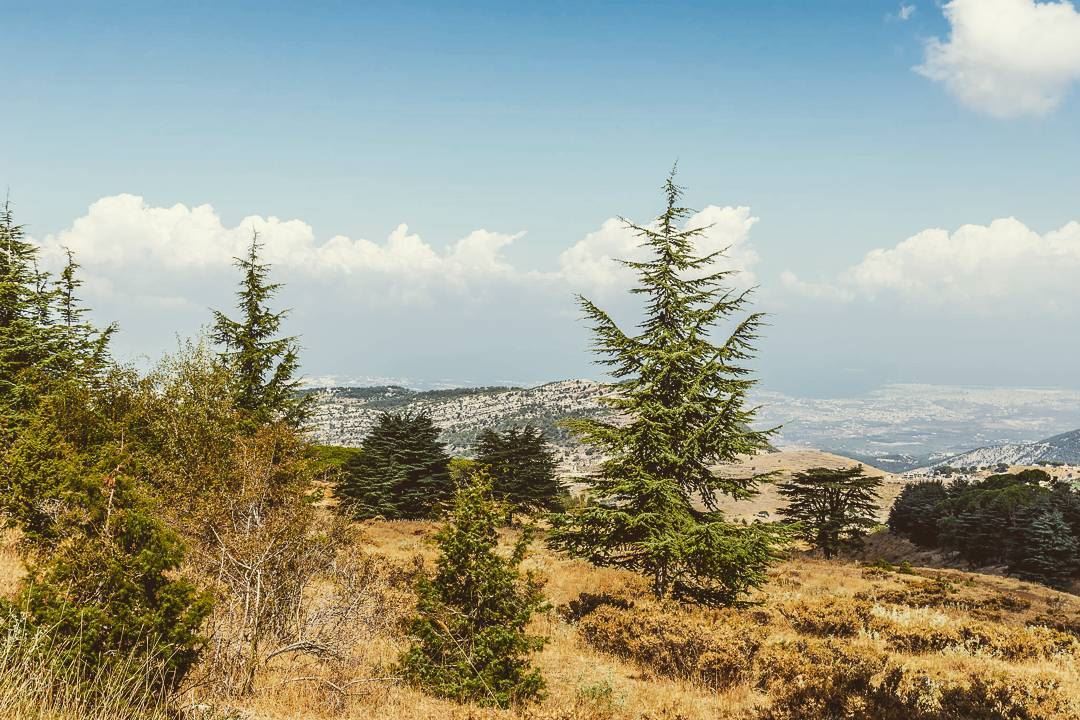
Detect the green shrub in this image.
<box><xmin>399</xmin><ymin>474</ymin><xmax>547</xmax><ymax>708</ymax></box>
<box><xmin>17</xmin><ymin>483</ymin><xmax>212</xmax><ymax>690</ymax></box>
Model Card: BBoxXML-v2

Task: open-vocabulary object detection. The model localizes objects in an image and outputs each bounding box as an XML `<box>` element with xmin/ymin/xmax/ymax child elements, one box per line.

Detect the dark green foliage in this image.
<box><xmin>778</xmin><ymin>466</ymin><xmax>883</xmax><ymax>558</ymax></box>
<box><xmin>475</xmin><ymin>425</ymin><xmax>562</xmax><ymax>521</ymax></box>
<box><xmin>19</xmin><ymin>484</ymin><xmax>212</xmax><ymax>688</ymax></box>
<box><xmin>888</xmin><ymin>480</ymin><xmax>949</xmax><ymax>547</ymax></box>
<box><xmin>1007</xmin><ymin>506</ymin><xmax>1080</xmax><ymax>588</ymax></box>
<box><xmin>3</xmin><ymin>372</ymin><xmax>212</xmax><ymax>690</ymax></box>
<box><xmin>549</xmin><ymin>169</ymin><xmax>788</xmax><ymax>605</ymax></box>
<box><xmin>888</xmin><ymin>470</ymin><xmax>1080</xmax><ymax>587</ymax></box>
<box><xmin>338</xmin><ymin>411</ymin><xmax>452</xmax><ymax>519</ymax></box>
<box><xmin>0</xmin><ymin>202</ymin><xmax>211</xmax><ymax>696</ymax></box>
<box><xmin>212</xmin><ymin>232</ymin><xmax>310</xmax><ymax>427</ymax></box>
<box><xmin>399</xmin><ymin>475</ymin><xmax>546</xmax><ymax>708</ymax></box>
<box><xmin>0</xmin><ymin>202</ymin><xmax>113</xmax><ymax>417</ymax></box>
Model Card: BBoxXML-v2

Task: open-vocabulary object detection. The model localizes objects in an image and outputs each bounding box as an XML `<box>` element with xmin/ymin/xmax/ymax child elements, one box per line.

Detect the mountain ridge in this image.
<box><xmin>935</xmin><ymin>428</ymin><xmax>1080</xmax><ymax>468</ymax></box>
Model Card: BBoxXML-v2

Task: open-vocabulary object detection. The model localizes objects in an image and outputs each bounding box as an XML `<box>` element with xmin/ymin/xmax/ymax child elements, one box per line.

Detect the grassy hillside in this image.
<box><xmin>4</xmin><ymin>516</ymin><xmax>1077</xmax><ymax>719</ymax></box>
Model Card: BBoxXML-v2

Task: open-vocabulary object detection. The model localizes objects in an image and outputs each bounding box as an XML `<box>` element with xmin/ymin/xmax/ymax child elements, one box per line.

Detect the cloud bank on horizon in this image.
<box><xmin>36</xmin><ymin>194</ymin><xmax>759</xmax><ymax>308</ymax></box>
<box><xmin>34</xmin><ymin>192</ymin><xmax>1080</xmax><ymax>390</ymax></box>
<box><xmin>917</xmin><ymin>0</ymin><xmax>1080</xmax><ymax>117</ymax></box>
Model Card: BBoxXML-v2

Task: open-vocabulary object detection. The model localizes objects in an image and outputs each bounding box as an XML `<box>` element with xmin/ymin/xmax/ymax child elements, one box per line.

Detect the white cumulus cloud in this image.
<box><xmin>783</xmin><ymin>217</ymin><xmax>1080</xmax><ymax>312</ymax></box>
<box><xmin>33</xmin><ymin>194</ymin><xmax>761</xmax><ymax>316</ymax></box>
<box><xmin>558</xmin><ymin>205</ymin><xmax>760</xmax><ymax>298</ymax></box>
<box><xmin>916</xmin><ymin>0</ymin><xmax>1080</xmax><ymax>117</ymax></box>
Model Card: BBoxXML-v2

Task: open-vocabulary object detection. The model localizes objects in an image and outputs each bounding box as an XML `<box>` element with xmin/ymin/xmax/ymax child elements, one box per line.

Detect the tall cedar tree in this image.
<box><xmin>399</xmin><ymin>474</ymin><xmax>546</xmax><ymax>708</ymax></box>
<box><xmin>339</xmin><ymin>411</ymin><xmax>453</xmax><ymax>519</ymax></box>
<box><xmin>0</xmin><ymin>200</ymin><xmax>44</xmax><ymax>396</ymax></box>
<box><xmin>212</xmin><ymin>232</ymin><xmax>309</xmax><ymax>427</ymax></box>
<box><xmin>777</xmin><ymin>466</ymin><xmax>883</xmax><ymax>558</ymax></box>
<box><xmin>549</xmin><ymin>169</ymin><xmax>789</xmax><ymax>605</ymax></box>
<box><xmin>475</xmin><ymin>425</ymin><xmax>561</xmax><ymax>522</ymax></box>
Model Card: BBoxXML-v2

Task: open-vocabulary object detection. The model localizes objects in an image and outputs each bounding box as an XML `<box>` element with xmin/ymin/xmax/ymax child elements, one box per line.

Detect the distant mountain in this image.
<box><xmin>936</xmin><ymin>429</ymin><xmax>1080</xmax><ymax>469</ymax></box>
<box><xmin>305</xmin><ymin>380</ymin><xmax>610</xmax><ymax>472</ymax></box>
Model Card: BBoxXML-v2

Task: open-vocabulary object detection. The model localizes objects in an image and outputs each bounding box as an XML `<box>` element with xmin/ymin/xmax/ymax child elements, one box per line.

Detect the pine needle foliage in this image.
<box><xmin>338</xmin><ymin>411</ymin><xmax>453</xmax><ymax>519</ymax></box>
<box><xmin>211</xmin><ymin>232</ymin><xmax>309</xmax><ymax>427</ymax></box>
<box><xmin>549</xmin><ymin>168</ymin><xmax>789</xmax><ymax>605</ymax></box>
<box><xmin>474</xmin><ymin>424</ymin><xmax>562</xmax><ymax>522</ymax></box>
<box><xmin>0</xmin><ymin>201</ymin><xmax>112</xmax><ymax>409</ymax></box>
<box><xmin>777</xmin><ymin>465</ymin><xmax>883</xmax><ymax>558</ymax></box>
<box><xmin>399</xmin><ymin>474</ymin><xmax>547</xmax><ymax>708</ymax></box>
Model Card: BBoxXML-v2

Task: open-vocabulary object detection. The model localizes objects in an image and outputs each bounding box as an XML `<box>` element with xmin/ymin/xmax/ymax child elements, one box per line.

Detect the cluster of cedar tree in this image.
<box><xmin>0</xmin><ymin>170</ymin><xmax>902</xmax><ymax>711</ymax></box>
<box><xmin>335</xmin><ymin>414</ymin><xmax>562</xmax><ymax>523</ymax></box>
<box><xmin>890</xmin><ymin>469</ymin><xmax>1080</xmax><ymax>588</ymax></box>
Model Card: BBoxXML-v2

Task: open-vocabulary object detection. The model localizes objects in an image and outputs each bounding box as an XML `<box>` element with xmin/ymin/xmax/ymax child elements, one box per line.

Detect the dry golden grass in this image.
<box><xmin>0</xmin><ymin>530</ymin><xmax>25</xmax><ymax>601</ymax></box>
<box><xmin>707</xmin><ymin>449</ymin><xmax>906</xmax><ymax>522</ymax></box>
<box><xmin>3</xmin><ymin>519</ymin><xmax>1080</xmax><ymax>719</ymax></box>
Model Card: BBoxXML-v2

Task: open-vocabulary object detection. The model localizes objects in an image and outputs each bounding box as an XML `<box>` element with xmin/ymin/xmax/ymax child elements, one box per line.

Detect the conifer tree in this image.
<box><xmin>549</xmin><ymin>169</ymin><xmax>789</xmax><ymax>605</ymax></box>
<box><xmin>888</xmin><ymin>480</ymin><xmax>949</xmax><ymax>547</ymax></box>
<box><xmin>212</xmin><ymin>232</ymin><xmax>309</xmax><ymax>426</ymax></box>
<box><xmin>0</xmin><ymin>203</ymin><xmax>112</xmax><ymax>427</ymax></box>
<box><xmin>338</xmin><ymin>411</ymin><xmax>453</xmax><ymax>519</ymax></box>
<box><xmin>777</xmin><ymin>465</ymin><xmax>882</xmax><ymax>558</ymax></box>
<box><xmin>400</xmin><ymin>474</ymin><xmax>546</xmax><ymax>708</ymax></box>
<box><xmin>1007</xmin><ymin>506</ymin><xmax>1080</xmax><ymax>588</ymax></box>
<box><xmin>475</xmin><ymin>424</ymin><xmax>562</xmax><ymax>522</ymax></box>
<box><xmin>0</xmin><ymin>200</ymin><xmax>49</xmax><ymax>395</ymax></box>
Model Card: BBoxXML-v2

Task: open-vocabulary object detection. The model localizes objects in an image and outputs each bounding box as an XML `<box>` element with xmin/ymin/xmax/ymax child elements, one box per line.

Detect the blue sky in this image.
<box><xmin>5</xmin><ymin>1</ymin><xmax>1080</xmax><ymax>395</ymax></box>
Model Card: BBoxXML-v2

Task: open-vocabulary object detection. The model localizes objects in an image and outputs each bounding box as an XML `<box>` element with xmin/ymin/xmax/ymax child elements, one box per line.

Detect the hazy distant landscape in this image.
<box><xmin>308</xmin><ymin>381</ymin><xmax>1080</xmax><ymax>472</ymax></box>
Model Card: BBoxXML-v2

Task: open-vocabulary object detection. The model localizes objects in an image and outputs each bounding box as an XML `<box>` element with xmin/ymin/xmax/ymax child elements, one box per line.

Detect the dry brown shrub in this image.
<box><xmin>777</xmin><ymin>596</ymin><xmax>872</xmax><ymax>637</ymax></box>
<box><xmin>757</xmin><ymin>636</ymin><xmax>1080</xmax><ymax>720</ymax></box>
<box><xmin>869</xmin><ymin>608</ymin><xmax>1079</xmax><ymax>661</ymax></box>
<box><xmin>755</xmin><ymin>637</ymin><xmax>885</xmax><ymax>719</ymax></box>
<box><xmin>858</xmin><ymin>576</ymin><xmax>1032</xmax><ymax>618</ymax></box>
<box><xmin>577</xmin><ymin>604</ymin><xmax>765</xmax><ymax>691</ymax></box>
<box><xmin>941</xmin><ymin>666</ymin><xmax>1080</xmax><ymax>720</ymax></box>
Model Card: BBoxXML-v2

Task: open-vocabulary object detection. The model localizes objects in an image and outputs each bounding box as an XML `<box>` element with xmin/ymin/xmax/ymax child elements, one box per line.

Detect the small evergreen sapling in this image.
<box><xmin>777</xmin><ymin>465</ymin><xmax>883</xmax><ymax>558</ymax></box>
<box><xmin>400</xmin><ymin>474</ymin><xmax>547</xmax><ymax>708</ymax></box>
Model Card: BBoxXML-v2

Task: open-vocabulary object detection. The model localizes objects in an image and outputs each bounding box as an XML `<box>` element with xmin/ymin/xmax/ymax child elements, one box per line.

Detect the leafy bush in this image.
<box><xmin>2</xmin><ymin>372</ymin><xmax>212</xmax><ymax>693</ymax></box>
<box><xmin>17</xmin><ymin>499</ymin><xmax>212</xmax><ymax>689</ymax></box>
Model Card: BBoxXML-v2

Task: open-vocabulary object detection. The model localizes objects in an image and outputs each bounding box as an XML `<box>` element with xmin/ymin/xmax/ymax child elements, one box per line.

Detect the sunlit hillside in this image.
<box><xmin>3</xmin><ymin>515</ymin><xmax>1078</xmax><ymax>720</ymax></box>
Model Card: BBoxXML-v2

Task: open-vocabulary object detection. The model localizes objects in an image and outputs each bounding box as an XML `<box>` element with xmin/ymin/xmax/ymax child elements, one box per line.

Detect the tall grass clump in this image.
<box><xmin>0</xmin><ymin>614</ymin><xmax>179</xmax><ymax>720</ymax></box>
